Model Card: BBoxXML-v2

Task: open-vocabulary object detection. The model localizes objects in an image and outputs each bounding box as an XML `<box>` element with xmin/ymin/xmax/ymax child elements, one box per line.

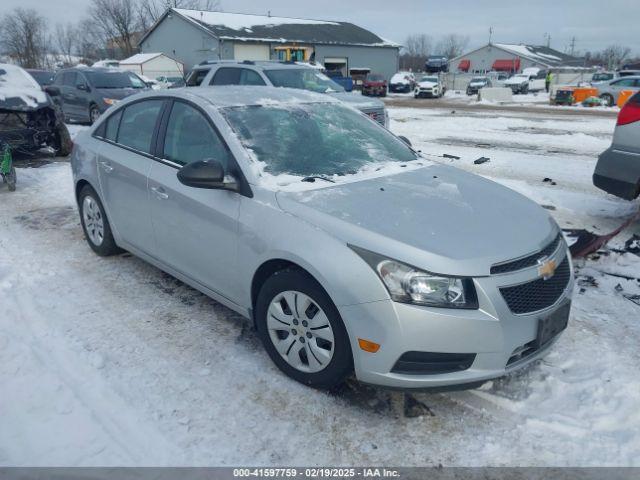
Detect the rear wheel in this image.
<box><xmin>78</xmin><ymin>185</ymin><xmax>121</xmax><ymax>256</ymax></box>
<box><xmin>600</xmin><ymin>94</ymin><xmax>614</xmax><ymax>107</ymax></box>
<box><xmin>255</xmin><ymin>269</ymin><xmax>353</xmax><ymax>389</ymax></box>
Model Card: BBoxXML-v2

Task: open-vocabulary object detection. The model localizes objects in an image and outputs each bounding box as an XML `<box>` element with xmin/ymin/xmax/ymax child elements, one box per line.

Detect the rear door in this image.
<box><xmin>147</xmin><ymin>99</ymin><xmax>241</xmax><ymax>301</ymax></box>
<box><xmin>96</xmin><ymin>98</ymin><xmax>165</xmax><ymax>253</ymax></box>
<box><xmin>60</xmin><ymin>71</ymin><xmax>79</xmax><ymax>117</ymax></box>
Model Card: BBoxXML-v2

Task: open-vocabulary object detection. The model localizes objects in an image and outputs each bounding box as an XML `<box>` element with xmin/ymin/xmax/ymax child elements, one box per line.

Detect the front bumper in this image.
<box><xmin>415</xmin><ymin>88</ymin><xmax>439</xmax><ymax>98</ymax></box>
<box><xmin>390</xmin><ymin>84</ymin><xmax>411</xmax><ymax>93</ymax></box>
<box><xmin>339</xmin><ymin>244</ymin><xmax>574</xmax><ymax>388</ymax></box>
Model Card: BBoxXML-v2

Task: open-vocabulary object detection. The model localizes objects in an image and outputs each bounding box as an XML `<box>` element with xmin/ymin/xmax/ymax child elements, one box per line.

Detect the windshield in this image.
<box><xmin>222</xmin><ymin>102</ymin><xmax>417</xmax><ymax>179</ymax></box>
<box><xmin>471</xmin><ymin>77</ymin><xmax>487</xmax><ymax>83</ymax></box>
<box><xmin>513</xmin><ymin>74</ymin><xmax>528</xmax><ymax>79</ymax></box>
<box><xmin>85</xmin><ymin>71</ymin><xmax>146</xmax><ymax>89</ymax></box>
<box><xmin>367</xmin><ymin>74</ymin><xmax>384</xmax><ymax>81</ymax></box>
<box><xmin>592</xmin><ymin>73</ymin><xmax>613</xmax><ymax>81</ymax></box>
<box><xmin>264</xmin><ymin>69</ymin><xmax>345</xmax><ymax>93</ymax></box>
<box><xmin>420</xmin><ymin>76</ymin><xmax>438</xmax><ymax>82</ymax></box>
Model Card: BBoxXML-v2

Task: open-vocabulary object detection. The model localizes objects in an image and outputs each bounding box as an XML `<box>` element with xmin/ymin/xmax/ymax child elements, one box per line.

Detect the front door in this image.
<box><xmin>148</xmin><ymin>100</ymin><xmax>241</xmax><ymax>301</ymax></box>
<box><xmin>97</xmin><ymin>98</ymin><xmax>164</xmax><ymax>253</ymax></box>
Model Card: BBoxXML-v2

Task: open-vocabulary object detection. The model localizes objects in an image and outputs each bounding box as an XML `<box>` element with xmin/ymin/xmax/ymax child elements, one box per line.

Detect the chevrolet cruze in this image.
<box><xmin>71</xmin><ymin>86</ymin><xmax>573</xmax><ymax>389</ymax></box>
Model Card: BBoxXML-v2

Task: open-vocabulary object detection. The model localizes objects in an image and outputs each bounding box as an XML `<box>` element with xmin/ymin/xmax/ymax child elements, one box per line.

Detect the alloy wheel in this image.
<box><xmin>82</xmin><ymin>195</ymin><xmax>104</xmax><ymax>246</ymax></box>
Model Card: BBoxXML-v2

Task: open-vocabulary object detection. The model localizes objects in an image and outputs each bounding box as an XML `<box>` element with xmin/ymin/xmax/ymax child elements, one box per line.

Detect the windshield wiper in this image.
<box><xmin>301</xmin><ymin>175</ymin><xmax>335</xmax><ymax>183</ymax></box>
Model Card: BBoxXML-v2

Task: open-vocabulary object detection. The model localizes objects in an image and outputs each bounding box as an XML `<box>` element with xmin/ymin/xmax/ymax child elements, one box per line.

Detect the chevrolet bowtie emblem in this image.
<box><xmin>537</xmin><ymin>257</ymin><xmax>557</xmax><ymax>280</ymax></box>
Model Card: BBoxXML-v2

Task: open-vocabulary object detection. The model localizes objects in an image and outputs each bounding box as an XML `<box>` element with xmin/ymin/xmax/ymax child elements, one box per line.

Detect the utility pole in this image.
<box><xmin>570</xmin><ymin>36</ymin><xmax>576</xmax><ymax>56</ymax></box>
<box><xmin>489</xmin><ymin>27</ymin><xmax>493</xmax><ymax>45</ymax></box>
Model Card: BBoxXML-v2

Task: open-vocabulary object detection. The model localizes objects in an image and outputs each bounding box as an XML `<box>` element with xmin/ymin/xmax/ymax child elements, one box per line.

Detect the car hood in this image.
<box><xmin>505</xmin><ymin>77</ymin><xmax>528</xmax><ymax>85</ymax></box>
<box><xmin>0</xmin><ymin>86</ymin><xmax>49</xmax><ymax>111</ymax></box>
<box><xmin>469</xmin><ymin>82</ymin><xmax>487</xmax><ymax>87</ymax></box>
<box><xmin>95</xmin><ymin>87</ymin><xmax>146</xmax><ymax>99</ymax></box>
<box><xmin>417</xmin><ymin>81</ymin><xmax>438</xmax><ymax>88</ymax></box>
<box><xmin>276</xmin><ymin>165</ymin><xmax>558</xmax><ymax>277</ymax></box>
<box><xmin>329</xmin><ymin>92</ymin><xmax>384</xmax><ymax>109</ymax></box>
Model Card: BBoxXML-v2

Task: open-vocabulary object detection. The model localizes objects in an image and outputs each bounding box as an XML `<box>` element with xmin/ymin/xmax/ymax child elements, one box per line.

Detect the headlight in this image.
<box><xmin>103</xmin><ymin>98</ymin><xmax>118</xmax><ymax>105</ymax></box>
<box><xmin>350</xmin><ymin>246</ymin><xmax>478</xmax><ymax>309</ymax></box>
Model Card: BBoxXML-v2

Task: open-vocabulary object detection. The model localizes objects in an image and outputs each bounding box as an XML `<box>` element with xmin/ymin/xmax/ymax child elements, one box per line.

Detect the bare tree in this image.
<box><xmin>55</xmin><ymin>22</ymin><xmax>79</xmax><ymax>65</ymax></box>
<box><xmin>400</xmin><ymin>33</ymin><xmax>431</xmax><ymax>71</ymax></box>
<box><xmin>435</xmin><ymin>34</ymin><xmax>469</xmax><ymax>59</ymax></box>
<box><xmin>86</xmin><ymin>0</ymin><xmax>140</xmax><ymax>59</ymax></box>
<box><xmin>601</xmin><ymin>45</ymin><xmax>632</xmax><ymax>70</ymax></box>
<box><xmin>0</xmin><ymin>8</ymin><xmax>49</xmax><ymax>68</ymax></box>
<box><xmin>137</xmin><ymin>0</ymin><xmax>222</xmax><ymax>32</ymax></box>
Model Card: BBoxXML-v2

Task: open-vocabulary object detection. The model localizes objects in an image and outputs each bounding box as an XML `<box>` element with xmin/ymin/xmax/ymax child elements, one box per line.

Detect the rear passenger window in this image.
<box><xmin>116</xmin><ymin>100</ymin><xmax>163</xmax><ymax>154</ymax></box>
<box><xmin>211</xmin><ymin>68</ymin><xmax>266</xmax><ymax>86</ymax></box>
<box><xmin>186</xmin><ymin>69</ymin><xmax>209</xmax><ymax>86</ymax></box>
<box><xmin>240</xmin><ymin>69</ymin><xmax>266</xmax><ymax>86</ymax></box>
<box><xmin>105</xmin><ymin>110</ymin><xmax>123</xmax><ymax>141</ymax></box>
<box><xmin>63</xmin><ymin>72</ymin><xmax>77</xmax><ymax>86</ymax></box>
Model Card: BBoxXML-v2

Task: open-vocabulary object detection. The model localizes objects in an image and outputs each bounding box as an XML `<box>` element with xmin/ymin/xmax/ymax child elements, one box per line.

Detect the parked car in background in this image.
<box><xmin>186</xmin><ymin>61</ymin><xmax>388</xmax><ymax>126</ymax></box>
<box><xmin>593</xmin><ymin>91</ymin><xmax>640</xmax><ymax>199</ymax></box>
<box><xmin>486</xmin><ymin>71</ymin><xmax>509</xmax><ymax>87</ymax></box>
<box><xmin>53</xmin><ymin>67</ymin><xmax>148</xmax><ymax>124</ymax></box>
<box><xmin>26</xmin><ymin>69</ymin><xmax>55</xmax><ymax>87</ymax></box>
<box><xmin>361</xmin><ymin>73</ymin><xmax>387</xmax><ymax>97</ymax></box>
<box><xmin>590</xmin><ymin>71</ymin><xmax>617</xmax><ymax>85</ymax></box>
<box><xmin>0</xmin><ymin>63</ymin><xmax>72</xmax><ymax>156</ymax></box>
<box><xmin>504</xmin><ymin>68</ymin><xmax>546</xmax><ymax>94</ymax></box>
<box><xmin>466</xmin><ymin>76</ymin><xmax>492</xmax><ymax>95</ymax></box>
<box><xmin>425</xmin><ymin>55</ymin><xmax>448</xmax><ymax>73</ymax></box>
<box><xmin>414</xmin><ymin>75</ymin><xmax>445</xmax><ymax>98</ymax></box>
<box><xmin>389</xmin><ymin>71</ymin><xmax>415</xmax><ymax>93</ymax></box>
<box><xmin>596</xmin><ymin>76</ymin><xmax>640</xmax><ymax>106</ymax></box>
<box><xmin>71</xmin><ymin>86</ymin><xmax>573</xmax><ymax>390</ymax></box>
<box><xmin>156</xmin><ymin>75</ymin><xmax>184</xmax><ymax>89</ymax></box>
<box><xmin>618</xmin><ymin>70</ymin><xmax>640</xmax><ymax>78</ymax></box>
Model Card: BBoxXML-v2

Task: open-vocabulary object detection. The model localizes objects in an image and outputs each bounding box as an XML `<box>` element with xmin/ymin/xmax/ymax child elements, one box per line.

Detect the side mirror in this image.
<box><xmin>177</xmin><ymin>159</ymin><xmax>237</xmax><ymax>191</ymax></box>
<box><xmin>398</xmin><ymin>135</ymin><xmax>412</xmax><ymax>147</ymax></box>
<box><xmin>45</xmin><ymin>86</ymin><xmax>61</xmax><ymax>97</ymax></box>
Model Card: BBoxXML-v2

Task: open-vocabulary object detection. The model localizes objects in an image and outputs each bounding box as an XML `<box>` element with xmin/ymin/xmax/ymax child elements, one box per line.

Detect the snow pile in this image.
<box><xmin>175</xmin><ymin>9</ymin><xmax>340</xmax><ymax>31</ymax></box>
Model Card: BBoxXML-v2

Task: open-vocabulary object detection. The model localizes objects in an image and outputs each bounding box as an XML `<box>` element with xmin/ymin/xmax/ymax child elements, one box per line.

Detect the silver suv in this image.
<box><xmin>71</xmin><ymin>86</ymin><xmax>573</xmax><ymax>390</ymax></box>
<box><xmin>593</xmin><ymin>91</ymin><xmax>640</xmax><ymax>199</ymax></box>
<box><xmin>185</xmin><ymin>60</ymin><xmax>388</xmax><ymax>126</ymax></box>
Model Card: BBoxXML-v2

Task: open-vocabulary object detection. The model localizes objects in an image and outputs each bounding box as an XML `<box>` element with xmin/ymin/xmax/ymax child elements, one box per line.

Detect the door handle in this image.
<box><xmin>150</xmin><ymin>186</ymin><xmax>169</xmax><ymax>200</ymax></box>
<box><xmin>99</xmin><ymin>161</ymin><xmax>114</xmax><ymax>173</ymax></box>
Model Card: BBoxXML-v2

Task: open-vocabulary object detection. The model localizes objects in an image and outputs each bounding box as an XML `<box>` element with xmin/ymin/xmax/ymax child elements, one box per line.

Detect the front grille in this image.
<box><xmin>500</xmin><ymin>257</ymin><xmax>571</xmax><ymax>314</ymax></box>
<box><xmin>491</xmin><ymin>233</ymin><xmax>562</xmax><ymax>275</ymax></box>
<box><xmin>361</xmin><ymin>108</ymin><xmax>386</xmax><ymax>126</ymax></box>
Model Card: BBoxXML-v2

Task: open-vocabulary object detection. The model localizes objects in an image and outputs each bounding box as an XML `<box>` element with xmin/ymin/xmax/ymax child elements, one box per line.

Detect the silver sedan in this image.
<box><xmin>71</xmin><ymin>86</ymin><xmax>573</xmax><ymax>390</ymax></box>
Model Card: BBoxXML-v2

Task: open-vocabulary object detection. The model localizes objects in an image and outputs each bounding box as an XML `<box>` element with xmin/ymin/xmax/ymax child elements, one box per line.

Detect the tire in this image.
<box><xmin>53</xmin><ymin>121</ymin><xmax>73</xmax><ymax>156</ymax></box>
<box><xmin>600</xmin><ymin>94</ymin><xmax>614</xmax><ymax>107</ymax></box>
<box><xmin>522</xmin><ymin>84</ymin><xmax>529</xmax><ymax>94</ymax></box>
<box><xmin>89</xmin><ymin>104</ymin><xmax>100</xmax><ymax>125</ymax></box>
<box><xmin>78</xmin><ymin>185</ymin><xmax>121</xmax><ymax>256</ymax></box>
<box><xmin>255</xmin><ymin>268</ymin><xmax>353</xmax><ymax>389</ymax></box>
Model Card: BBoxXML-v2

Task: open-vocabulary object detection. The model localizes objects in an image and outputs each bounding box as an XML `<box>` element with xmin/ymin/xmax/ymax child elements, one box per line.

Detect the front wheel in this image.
<box><xmin>53</xmin><ymin>122</ymin><xmax>73</xmax><ymax>156</ymax></box>
<box><xmin>255</xmin><ymin>269</ymin><xmax>353</xmax><ymax>389</ymax></box>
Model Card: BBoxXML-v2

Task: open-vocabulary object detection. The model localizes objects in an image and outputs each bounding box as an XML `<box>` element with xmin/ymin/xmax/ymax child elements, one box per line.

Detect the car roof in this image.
<box><xmin>117</xmin><ymin>85</ymin><xmax>339</xmax><ymax>109</ymax></box>
<box><xmin>59</xmin><ymin>67</ymin><xmax>128</xmax><ymax>73</ymax></box>
<box><xmin>192</xmin><ymin>61</ymin><xmax>313</xmax><ymax>71</ymax></box>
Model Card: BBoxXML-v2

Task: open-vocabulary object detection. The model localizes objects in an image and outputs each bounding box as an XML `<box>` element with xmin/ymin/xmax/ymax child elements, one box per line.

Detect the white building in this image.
<box><xmin>118</xmin><ymin>53</ymin><xmax>184</xmax><ymax>80</ymax></box>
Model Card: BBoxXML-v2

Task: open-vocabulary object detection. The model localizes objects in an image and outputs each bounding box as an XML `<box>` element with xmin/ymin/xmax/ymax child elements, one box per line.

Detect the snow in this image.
<box><xmin>175</xmin><ymin>8</ymin><xmax>340</xmax><ymax>31</ymax></box>
<box><xmin>0</xmin><ymin>63</ymin><xmax>47</xmax><ymax>107</ymax></box>
<box><xmin>119</xmin><ymin>53</ymin><xmax>163</xmax><ymax>65</ymax></box>
<box><xmin>495</xmin><ymin>44</ymin><xmax>563</xmax><ymax>63</ymax></box>
<box><xmin>1</xmin><ymin>107</ymin><xmax>639</xmax><ymax>466</ymax></box>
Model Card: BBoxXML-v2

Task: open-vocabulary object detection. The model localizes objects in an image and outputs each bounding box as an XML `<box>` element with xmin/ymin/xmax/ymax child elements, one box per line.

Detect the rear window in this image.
<box><xmin>116</xmin><ymin>100</ymin><xmax>163</xmax><ymax>153</ymax></box>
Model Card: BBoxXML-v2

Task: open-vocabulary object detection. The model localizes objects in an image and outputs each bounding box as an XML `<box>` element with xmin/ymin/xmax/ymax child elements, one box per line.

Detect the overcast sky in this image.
<box><xmin>3</xmin><ymin>0</ymin><xmax>639</xmax><ymax>54</ymax></box>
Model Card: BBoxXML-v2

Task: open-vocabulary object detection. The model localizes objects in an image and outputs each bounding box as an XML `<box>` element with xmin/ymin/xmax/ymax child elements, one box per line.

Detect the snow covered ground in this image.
<box><xmin>1</xmin><ymin>108</ymin><xmax>639</xmax><ymax>467</ymax></box>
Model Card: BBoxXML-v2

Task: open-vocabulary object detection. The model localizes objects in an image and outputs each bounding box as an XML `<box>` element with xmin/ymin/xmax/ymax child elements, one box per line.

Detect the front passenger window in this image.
<box><xmin>163</xmin><ymin>101</ymin><xmax>229</xmax><ymax>168</ymax></box>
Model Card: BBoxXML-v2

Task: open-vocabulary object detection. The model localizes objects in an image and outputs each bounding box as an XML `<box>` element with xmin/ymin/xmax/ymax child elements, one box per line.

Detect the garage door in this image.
<box><xmin>234</xmin><ymin>43</ymin><xmax>270</xmax><ymax>61</ymax></box>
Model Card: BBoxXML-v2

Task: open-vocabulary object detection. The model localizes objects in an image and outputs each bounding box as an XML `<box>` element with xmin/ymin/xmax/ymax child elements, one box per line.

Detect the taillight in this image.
<box><xmin>617</xmin><ymin>93</ymin><xmax>640</xmax><ymax>126</ymax></box>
